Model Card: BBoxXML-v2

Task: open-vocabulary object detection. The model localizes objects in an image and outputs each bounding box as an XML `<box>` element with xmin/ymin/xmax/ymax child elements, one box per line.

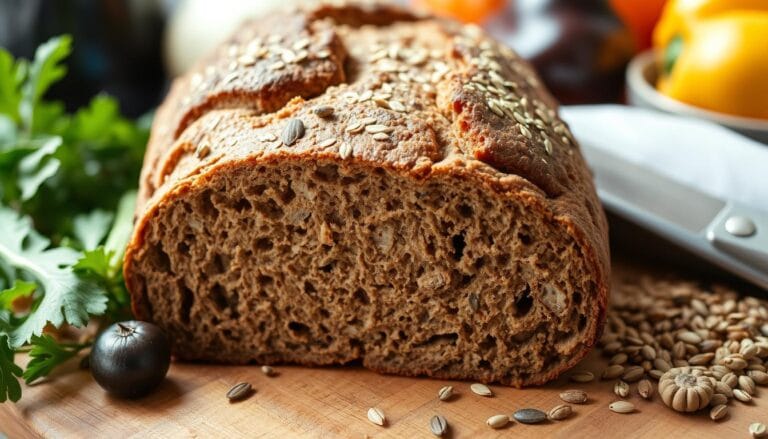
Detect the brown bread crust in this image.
<box><xmin>125</xmin><ymin>1</ymin><xmax>609</xmax><ymax>386</ymax></box>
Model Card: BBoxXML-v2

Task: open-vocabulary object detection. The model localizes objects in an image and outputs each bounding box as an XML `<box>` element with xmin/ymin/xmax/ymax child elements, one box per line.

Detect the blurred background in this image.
<box><xmin>0</xmin><ymin>0</ymin><xmax>661</xmax><ymax>117</ymax></box>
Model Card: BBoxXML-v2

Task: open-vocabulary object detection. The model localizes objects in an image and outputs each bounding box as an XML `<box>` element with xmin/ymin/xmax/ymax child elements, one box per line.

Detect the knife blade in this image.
<box><xmin>561</xmin><ymin>105</ymin><xmax>768</xmax><ymax>289</ymax></box>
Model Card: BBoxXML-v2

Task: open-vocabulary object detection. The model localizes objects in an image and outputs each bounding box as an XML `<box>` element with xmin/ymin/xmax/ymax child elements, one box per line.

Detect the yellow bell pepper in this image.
<box><xmin>653</xmin><ymin>1</ymin><xmax>768</xmax><ymax>120</ymax></box>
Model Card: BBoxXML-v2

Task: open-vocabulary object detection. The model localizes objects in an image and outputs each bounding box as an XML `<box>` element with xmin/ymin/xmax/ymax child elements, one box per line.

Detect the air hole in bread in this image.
<box><xmin>479</xmin><ymin>334</ymin><xmax>497</xmax><ymax>350</ymax></box>
<box><xmin>288</xmin><ymin>321</ymin><xmax>310</xmax><ymax>337</ymax></box>
<box><xmin>254</xmin><ymin>237</ymin><xmax>273</xmax><ymax>251</ymax></box>
<box><xmin>518</xmin><ymin>232</ymin><xmax>532</xmax><ymax>245</ymax></box>
<box><xmin>416</xmin><ymin>333</ymin><xmax>458</xmax><ymax>347</ymax></box>
<box><xmin>514</xmin><ymin>285</ymin><xmax>534</xmax><ymax>317</ymax></box>
<box><xmin>457</xmin><ymin>203</ymin><xmax>473</xmax><ymax>218</ymax></box>
<box><xmin>233</xmin><ymin>198</ymin><xmax>252</xmax><ymax>213</ymax></box>
<box><xmin>147</xmin><ymin>244</ymin><xmax>171</xmax><ymax>272</ymax></box>
<box><xmin>451</xmin><ymin>233</ymin><xmax>466</xmax><ymax>260</ymax></box>
<box><xmin>314</xmin><ymin>164</ymin><xmax>339</xmax><ymax>182</ymax></box>
<box><xmin>180</xmin><ymin>284</ymin><xmax>194</xmax><ymax>324</ymax></box>
<box><xmin>210</xmin><ymin>284</ymin><xmax>228</xmax><ymax>312</ymax></box>
<box><xmin>353</xmin><ymin>288</ymin><xmax>370</xmax><ymax>305</ymax></box>
<box><xmin>255</xmin><ymin>198</ymin><xmax>284</xmax><ymax>219</ymax></box>
<box><xmin>304</xmin><ymin>281</ymin><xmax>317</xmax><ymax>295</ymax></box>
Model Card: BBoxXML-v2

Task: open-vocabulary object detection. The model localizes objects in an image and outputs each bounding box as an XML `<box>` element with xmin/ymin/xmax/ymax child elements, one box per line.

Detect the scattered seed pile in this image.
<box><xmin>597</xmin><ymin>275</ymin><xmax>768</xmax><ymax>422</ymax></box>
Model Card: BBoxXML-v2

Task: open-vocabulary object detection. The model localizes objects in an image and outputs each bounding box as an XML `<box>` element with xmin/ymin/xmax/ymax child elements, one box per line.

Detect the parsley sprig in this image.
<box><xmin>0</xmin><ymin>36</ymin><xmax>148</xmax><ymax>402</ymax></box>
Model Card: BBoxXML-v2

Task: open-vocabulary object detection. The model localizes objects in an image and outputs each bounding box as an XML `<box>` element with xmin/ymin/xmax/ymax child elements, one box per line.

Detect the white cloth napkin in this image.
<box><xmin>560</xmin><ymin>105</ymin><xmax>768</xmax><ymax>212</ymax></box>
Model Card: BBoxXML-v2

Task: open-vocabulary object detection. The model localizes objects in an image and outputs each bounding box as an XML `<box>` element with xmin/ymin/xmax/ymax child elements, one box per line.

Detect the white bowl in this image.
<box><xmin>626</xmin><ymin>50</ymin><xmax>768</xmax><ymax>144</ymax></box>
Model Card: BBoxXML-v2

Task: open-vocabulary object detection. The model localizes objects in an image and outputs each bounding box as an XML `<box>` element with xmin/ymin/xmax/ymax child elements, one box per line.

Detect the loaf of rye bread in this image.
<box><xmin>124</xmin><ymin>1</ymin><xmax>610</xmax><ymax>386</ymax></box>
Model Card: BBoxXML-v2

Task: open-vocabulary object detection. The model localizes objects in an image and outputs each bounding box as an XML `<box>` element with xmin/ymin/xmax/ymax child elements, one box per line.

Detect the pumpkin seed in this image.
<box><xmin>226</xmin><ymin>382</ymin><xmax>253</xmax><ymax>401</ymax></box>
<box><xmin>486</xmin><ymin>414</ymin><xmax>510</xmax><ymax>429</ymax></box>
<box><xmin>750</xmin><ymin>422</ymin><xmax>768</xmax><ymax>438</ymax></box>
<box><xmin>470</xmin><ymin>383</ymin><xmax>493</xmax><ymax>397</ymax></box>
<box><xmin>367</xmin><ymin>407</ymin><xmax>386</xmax><ymax>426</ymax></box>
<box><xmin>429</xmin><ymin>415</ymin><xmax>448</xmax><ymax>436</ymax></box>
<box><xmin>608</xmin><ymin>401</ymin><xmax>635</xmax><ymax>414</ymax></box>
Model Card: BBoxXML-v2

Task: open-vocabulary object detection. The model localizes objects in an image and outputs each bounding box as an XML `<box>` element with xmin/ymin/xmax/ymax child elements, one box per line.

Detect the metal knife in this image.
<box><xmin>560</xmin><ymin>105</ymin><xmax>768</xmax><ymax>290</ymax></box>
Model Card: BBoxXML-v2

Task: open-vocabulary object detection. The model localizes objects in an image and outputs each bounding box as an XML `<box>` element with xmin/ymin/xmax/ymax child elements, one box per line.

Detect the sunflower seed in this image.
<box><xmin>710</xmin><ymin>393</ymin><xmax>728</xmax><ymax>406</ymax></box>
<box><xmin>513</xmin><ymin>408</ymin><xmax>547</xmax><ymax>424</ymax></box>
<box><xmin>316</xmin><ymin>49</ymin><xmax>331</xmax><ymax>59</ymax></box>
<box><xmin>734</xmin><ymin>388</ymin><xmax>753</xmax><ymax>403</ymax></box>
<box><xmin>269</xmin><ymin>61</ymin><xmax>285</xmax><ymax>71</ymax></box>
<box><xmin>388</xmin><ymin>100</ymin><xmax>406</xmax><ymax>112</ymax></box>
<box><xmin>226</xmin><ymin>382</ymin><xmax>253</xmax><ymax>401</ymax></box>
<box><xmin>570</xmin><ymin>371</ymin><xmax>594</xmax><ymax>383</ymax></box>
<box><xmin>429</xmin><ymin>415</ymin><xmax>448</xmax><ymax>436</ymax></box>
<box><xmin>751</xmin><ymin>422</ymin><xmax>768</xmax><ymax>438</ymax></box>
<box><xmin>602</xmin><ymin>365</ymin><xmax>625</xmax><ymax>380</ymax></box>
<box><xmin>609</xmin><ymin>401</ymin><xmax>635</xmax><ymax>414</ymax></box>
<box><xmin>614</xmin><ymin>380</ymin><xmax>630</xmax><ymax>398</ymax></box>
<box><xmin>313</xmin><ymin>105</ymin><xmax>334</xmax><ymax>118</ymax></box>
<box><xmin>281</xmin><ymin>118</ymin><xmax>305</xmax><ymax>146</ymax></box>
<box><xmin>338</xmin><ymin>143</ymin><xmax>352</xmax><ymax>159</ymax></box>
<box><xmin>709</xmin><ymin>404</ymin><xmax>728</xmax><ymax>421</ymax></box>
<box><xmin>548</xmin><ymin>404</ymin><xmax>572</xmax><ymax>421</ymax></box>
<box><xmin>372</xmin><ymin>133</ymin><xmax>389</xmax><ymax>141</ymax></box>
<box><xmin>486</xmin><ymin>414</ymin><xmax>509</xmax><ymax>429</ymax></box>
<box><xmin>748</xmin><ymin>370</ymin><xmax>768</xmax><ymax>384</ymax></box>
<box><xmin>345</xmin><ymin>121</ymin><xmax>363</xmax><ymax>133</ymax></box>
<box><xmin>638</xmin><ymin>379</ymin><xmax>654</xmax><ymax>399</ymax></box>
<box><xmin>365</xmin><ymin>124</ymin><xmax>394</xmax><ymax>134</ymax></box>
<box><xmin>261</xmin><ymin>365</ymin><xmax>275</xmax><ymax>376</ymax></box>
<box><xmin>367</xmin><ymin>407</ymin><xmax>386</xmax><ymax>426</ymax></box>
<box><xmin>560</xmin><ymin>389</ymin><xmax>588</xmax><ymax>404</ymax></box>
<box><xmin>470</xmin><ymin>383</ymin><xmax>493</xmax><ymax>397</ymax></box>
<box><xmin>622</xmin><ymin>366</ymin><xmax>645</xmax><ymax>382</ymax></box>
<box><xmin>438</xmin><ymin>385</ymin><xmax>453</xmax><ymax>401</ymax></box>
<box><xmin>317</xmin><ymin>138</ymin><xmax>337</xmax><ymax>148</ymax></box>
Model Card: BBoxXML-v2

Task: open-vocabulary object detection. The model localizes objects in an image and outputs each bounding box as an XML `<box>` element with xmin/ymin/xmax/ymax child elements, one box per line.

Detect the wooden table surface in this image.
<box><xmin>1</xmin><ymin>347</ymin><xmax>766</xmax><ymax>438</ymax></box>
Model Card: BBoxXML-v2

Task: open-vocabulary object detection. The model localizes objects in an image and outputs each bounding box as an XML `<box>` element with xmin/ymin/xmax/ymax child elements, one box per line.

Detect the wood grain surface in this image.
<box><xmin>1</xmin><ymin>347</ymin><xmax>767</xmax><ymax>438</ymax></box>
<box><xmin>2</xmin><ymin>258</ymin><xmax>767</xmax><ymax>438</ymax></box>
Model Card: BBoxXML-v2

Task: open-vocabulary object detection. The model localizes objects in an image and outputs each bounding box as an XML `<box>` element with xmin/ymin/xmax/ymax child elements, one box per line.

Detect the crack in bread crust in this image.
<box><xmin>125</xmin><ymin>1</ymin><xmax>610</xmax><ymax>386</ymax></box>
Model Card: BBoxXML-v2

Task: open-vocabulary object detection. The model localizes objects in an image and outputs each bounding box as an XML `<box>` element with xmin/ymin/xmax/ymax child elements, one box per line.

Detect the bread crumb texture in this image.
<box><xmin>125</xmin><ymin>0</ymin><xmax>610</xmax><ymax>386</ymax></box>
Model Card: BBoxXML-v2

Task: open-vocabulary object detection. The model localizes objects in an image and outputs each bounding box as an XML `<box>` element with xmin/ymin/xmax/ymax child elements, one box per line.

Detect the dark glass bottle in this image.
<box><xmin>485</xmin><ymin>0</ymin><xmax>635</xmax><ymax>104</ymax></box>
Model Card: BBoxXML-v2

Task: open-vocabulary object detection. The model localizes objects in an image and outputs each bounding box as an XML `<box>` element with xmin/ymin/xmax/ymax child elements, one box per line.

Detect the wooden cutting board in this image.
<box><xmin>2</xmin><ymin>258</ymin><xmax>766</xmax><ymax>438</ymax></box>
<box><xmin>1</xmin><ymin>349</ymin><xmax>766</xmax><ymax>437</ymax></box>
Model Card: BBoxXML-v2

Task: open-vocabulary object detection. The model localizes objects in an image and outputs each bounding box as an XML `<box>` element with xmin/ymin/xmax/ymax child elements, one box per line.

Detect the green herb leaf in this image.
<box><xmin>19</xmin><ymin>36</ymin><xmax>72</xmax><ymax>133</ymax></box>
<box><xmin>0</xmin><ymin>280</ymin><xmax>36</xmax><ymax>310</ymax></box>
<box><xmin>0</xmin><ymin>207</ymin><xmax>107</xmax><ymax>348</ymax></box>
<box><xmin>73</xmin><ymin>247</ymin><xmax>113</xmax><ymax>279</ymax></box>
<box><xmin>22</xmin><ymin>334</ymin><xmax>84</xmax><ymax>384</ymax></box>
<box><xmin>0</xmin><ymin>49</ymin><xmax>22</xmax><ymax>122</ymax></box>
<box><xmin>0</xmin><ymin>335</ymin><xmax>22</xmax><ymax>403</ymax></box>
<box><xmin>73</xmin><ymin>210</ymin><xmax>114</xmax><ymax>250</ymax></box>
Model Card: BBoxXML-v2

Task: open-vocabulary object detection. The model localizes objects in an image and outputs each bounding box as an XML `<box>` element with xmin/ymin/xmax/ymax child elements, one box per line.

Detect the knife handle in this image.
<box><xmin>707</xmin><ymin>202</ymin><xmax>768</xmax><ymax>273</ymax></box>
